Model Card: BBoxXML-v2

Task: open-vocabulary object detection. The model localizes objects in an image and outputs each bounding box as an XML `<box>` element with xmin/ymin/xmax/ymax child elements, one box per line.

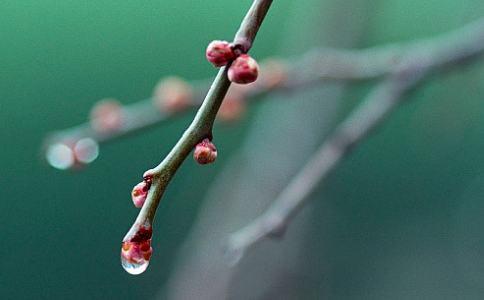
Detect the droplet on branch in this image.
<box><xmin>121</xmin><ymin>224</ymin><xmax>153</xmax><ymax>275</ymax></box>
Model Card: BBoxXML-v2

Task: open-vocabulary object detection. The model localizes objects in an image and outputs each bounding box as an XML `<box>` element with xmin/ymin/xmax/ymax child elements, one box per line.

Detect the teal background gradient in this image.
<box><xmin>2</xmin><ymin>0</ymin><xmax>484</xmax><ymax>299</ymax></box>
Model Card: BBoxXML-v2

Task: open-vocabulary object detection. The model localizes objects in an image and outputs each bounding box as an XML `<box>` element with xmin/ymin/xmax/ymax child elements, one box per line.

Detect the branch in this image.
<box><xmin>41</xmin><ymin>17</ymin><xmax>484</xmax><ymax>170</ymax></box>
<box><xmin>226</xmin><ymin>16</ymin><xmax>484</xmax><ymax>265</ymax></box>
<box><xmin>121</xmin><ymin>0</ymin><xmax>274</xmax><ymax>275</ymax></box>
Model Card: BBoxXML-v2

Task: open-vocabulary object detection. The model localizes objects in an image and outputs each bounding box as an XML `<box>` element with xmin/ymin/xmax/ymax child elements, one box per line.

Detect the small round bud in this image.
<box><xmin>206</xmin><ymin>40</ymin><xmax>235</xmax><ymax>67</ymax></box>
<box><xmin>90</xmin><ymin>98</ymin><xmax>125</xmax><ymax>133</ymax></box>
<box><xmin>131</xmin><ymin>182</ymin><xmax>149</xmax><ymax>208</ymax></box>
<box><xmin>228</xmin><ymin>54</ymin><xmax>259</xmax><ymax>84</ymax></box>
<box><xmin>193</xmin><ymin>138</ymin><xmax>217</xmax><ymax>165</ymax></box>
<box><xmin>153</xmin><ymin>76</ymin><xmax>194</xmax><ymax>113</ymax></box>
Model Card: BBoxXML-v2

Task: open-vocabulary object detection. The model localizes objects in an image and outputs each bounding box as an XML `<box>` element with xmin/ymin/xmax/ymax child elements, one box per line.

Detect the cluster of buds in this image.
<box><xmin>206</xmin><ymin>40</ymin><xmax>259</xmax><ymax>85</ymax></box>
<box><xmin>193</xmin><ymin>138</ymin><xmax>217</xmax><ymax>165</ymax></box>
<box><xmin>131</xmin><ymin>171</ymin><xmax>153</xmax><ymax>208</ymax></box>
<box><xmin>120</xmin><ymin>224</ymin><xmax>153</xmax><ymax>275</ymax></box>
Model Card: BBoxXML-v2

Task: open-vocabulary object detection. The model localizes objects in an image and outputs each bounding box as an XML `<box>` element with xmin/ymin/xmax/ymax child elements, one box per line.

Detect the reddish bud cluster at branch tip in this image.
<box><xmin>153</xmin><ymin>76</ymin><xmax>194</xmax><ymax>114</ymax></box>
<box><xmin>228</xmin><ymin>54</ymin><xmax>259</xmax><ymax>84</ymax></box>
<box><xmin>206</xmin><ymin>40</ymin><xmax>235</xmax><ymax>67</ymax></box>
<box><xmin>193</xmin><ymin>138</ymin><xmax>217</xmax><ymax>165</ymax></box>
<box><xmin>131</xmin><ymin>172</ymin><xmax>153</xmax><ymax>208</ymax></box>
<box><xmin>89</xmin><ymin>98</ymin><xmax>125</xmax><ymax>133</ymax></box>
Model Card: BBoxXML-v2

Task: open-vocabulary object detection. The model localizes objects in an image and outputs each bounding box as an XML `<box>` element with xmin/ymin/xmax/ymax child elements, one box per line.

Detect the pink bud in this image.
<box><xmin>131</xmin><ymin>182</ymin><xmax>149</xmax><ymax>208</ymax></box>
<box><xmin>153</xmin><ymin>76</ymin><xmax>194</xmax><ymax>113</ymax></box>
<box><xmin>193</xmin><ymin>138</ymin><xmax>217</xmax><ymax>165</ymax></box>
<box><xmin>90</xmin><ymin>98</ymin><xmax>125</xmax><ymax>133</ymax></box>
<box><xmin>206</xmin><ymin>40</ymin><xmax>235</xmax><ymax>67</ymax></box>
<box><xmin>228</xmin><ymin>54</ymin><xmax>259</xmax><ymax>84</ymax></box>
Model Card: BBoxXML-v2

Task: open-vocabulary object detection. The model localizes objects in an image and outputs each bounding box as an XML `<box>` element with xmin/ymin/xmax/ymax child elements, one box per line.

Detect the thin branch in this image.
<box><xmin>226</xmin><ymin>16</ymin><xmax>484</xmax><ymax>265</ymax></box>
<box><xmin>233</xmin><ymin>0</ymin><xmax>273</xmax><ymax>51</ymax></box>
<box><xmin>121</xmin><ymin>0</ymin><xmax>274</xmax><ymax>269</ymax></box>
<box><xmin>226</xmin><ymin>63</ymin><xmax>427</xmax><ymax>264</ymax></box>
<box><xmin>41</xmin><ymin>17</ymin><xmax>484</xmax><ymax>168</ymax></box>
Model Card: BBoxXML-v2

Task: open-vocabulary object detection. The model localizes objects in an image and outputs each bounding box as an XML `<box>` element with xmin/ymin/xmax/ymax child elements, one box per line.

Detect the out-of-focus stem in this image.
<box><xmin>227</xmin><ymin>16</ymin><xmax>484</xmax><ymax>263</ymax></box>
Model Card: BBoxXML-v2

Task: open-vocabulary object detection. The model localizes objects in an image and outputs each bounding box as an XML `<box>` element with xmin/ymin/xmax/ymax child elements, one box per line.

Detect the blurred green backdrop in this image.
<box><xmin>2</xmin><ymin>0</ymin><xmax>484</xmax><ymax>299</ymax></box>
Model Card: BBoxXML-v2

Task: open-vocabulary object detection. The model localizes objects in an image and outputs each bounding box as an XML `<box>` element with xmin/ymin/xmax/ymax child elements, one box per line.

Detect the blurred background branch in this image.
<box><xmin>228</xmin><ymin>15</ymin><xmax>484</xmax><ymax>268</ymax></box>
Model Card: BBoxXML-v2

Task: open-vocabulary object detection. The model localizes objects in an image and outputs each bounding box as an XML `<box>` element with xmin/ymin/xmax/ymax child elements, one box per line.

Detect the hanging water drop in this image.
<box><xmin>120</xmin><ymin>224</ymin><xmax>153</xmax><ymax>275</ymax></box>
<box><xmin>121</xmin><ymin>245</ymin><xmax>150</xmax><ymax>275</ymax></box>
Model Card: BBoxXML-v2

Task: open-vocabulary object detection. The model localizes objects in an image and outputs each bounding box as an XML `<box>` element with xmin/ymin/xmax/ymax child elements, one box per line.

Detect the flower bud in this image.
<box><xmin>228</xmin><ymin>54</ymin><xmax>259</xmax><ymax>84</ymax></box>
<box><xmin>131</xmin><ymin>182</ymin><xmax>149</xmax><ymax>208</ymax></box>
<box><xmin>206</xmin><ymin>40</ymin><xmax>234</xmax><ymax>67</ymax></box>
<box><xmin>90</xmin><ymin>98</ymin><xmax>125</xmax><ymax>133</ymax></box>
<box><xmin>153</xmin><ymin>76</ymin><xmax>194</xmax><ymax>113</ymax></box>
<box><xmin>193</xmin><ymin>138</ymin><xmax>217</xmax><ymax>165</ymax></box>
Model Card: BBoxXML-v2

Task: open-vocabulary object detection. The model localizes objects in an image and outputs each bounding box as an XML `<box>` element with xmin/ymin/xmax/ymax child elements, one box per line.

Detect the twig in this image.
<box><xmin>226</xmin><ymin>16</ymin><xmax>484</xmax><ymax>265</ymax></box>
<box><xmin>226</xmin><ymin>63</ymin><xmax>428</xmax><ymax>265</ymax></box>
<box><xmin>121</xmin><ymin>0</ymin><xmax>274</xmax><ymax>273</ymax></box>
<box><xmin>41</xmin><ymin>17</ymin><xmax>484</xmax><ymax>167</ymax></box>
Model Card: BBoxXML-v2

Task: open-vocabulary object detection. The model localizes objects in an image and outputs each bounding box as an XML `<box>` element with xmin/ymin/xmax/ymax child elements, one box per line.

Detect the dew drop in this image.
<box><xmin>120</xmin><ymin>236</ymin><xmax>153</xmax><ymax>275</ymax></box>
<box><xmin>121</xmin><ymin>255</ymin><xmax>150</xmax><ymax>275</ymax></box>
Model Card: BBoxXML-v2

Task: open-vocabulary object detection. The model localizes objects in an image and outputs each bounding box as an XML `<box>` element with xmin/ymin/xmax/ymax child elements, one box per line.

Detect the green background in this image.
<box><xmin>2</xmin><ymin>0</ymin><xmax>484</xmax><ymax>299</ymax></box>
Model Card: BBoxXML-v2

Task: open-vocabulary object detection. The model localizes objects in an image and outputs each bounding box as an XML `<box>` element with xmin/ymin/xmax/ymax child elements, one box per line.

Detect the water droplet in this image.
<box><xmin>121</xmin><ymin>255</ymin><xmax>150</xmax><ymax>275</ymax></box>
<box><xmin>120</xmin><ymin>231</ymin><xmax>153</xmax><ymax>275</ymax></box>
